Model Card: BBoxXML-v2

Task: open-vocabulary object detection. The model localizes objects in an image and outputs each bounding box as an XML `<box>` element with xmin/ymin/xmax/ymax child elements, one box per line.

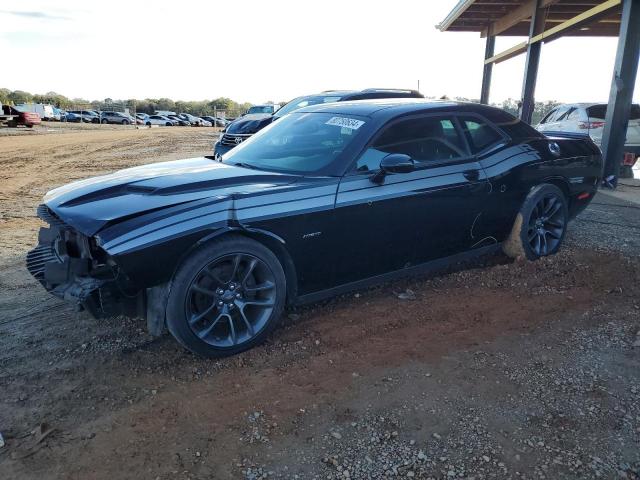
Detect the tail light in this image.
<box><xmin>623</xmin><ymin>152</ymin><xmax>636</xmax><ymax>165</ymax></box>
<box><xmin>578</xmin><ymin>121</ymin><xmax>606</xmax><ymax>129</ymax></box>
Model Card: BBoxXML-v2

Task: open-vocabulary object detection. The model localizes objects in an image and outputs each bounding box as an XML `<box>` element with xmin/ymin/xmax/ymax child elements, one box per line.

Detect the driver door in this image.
<box><xmin>333</xmin><ymin>115</ymin><xmax>490</xmax><ymax>285</ymax></box>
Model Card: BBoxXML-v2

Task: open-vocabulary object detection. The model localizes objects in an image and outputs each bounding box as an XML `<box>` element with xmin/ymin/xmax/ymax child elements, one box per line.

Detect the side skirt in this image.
<box><xmin>294</xmin><ymin>244</ymin><xmax>501</xmax><ymax>306</ymax></box>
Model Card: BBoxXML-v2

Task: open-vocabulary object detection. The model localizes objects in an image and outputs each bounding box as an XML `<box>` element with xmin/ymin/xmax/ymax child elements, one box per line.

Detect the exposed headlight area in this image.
<box><xmin>26</xmin><ymin>205</ymin><xmax>138</xmax><ymax>318</ymax></box>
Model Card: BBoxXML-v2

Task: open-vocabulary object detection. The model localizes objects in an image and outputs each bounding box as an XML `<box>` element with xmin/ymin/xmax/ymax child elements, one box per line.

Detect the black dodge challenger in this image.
<box><xmin>27</xmin><ymin>100</ymin><xmax>602</xmax><ymax>357</ymax></box>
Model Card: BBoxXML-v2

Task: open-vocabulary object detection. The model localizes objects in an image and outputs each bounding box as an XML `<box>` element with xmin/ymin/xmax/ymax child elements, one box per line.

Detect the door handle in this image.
<box><xmin>463</xmin><ymin>169</ymin><xmax>480</xmax><ymax>182</ymax></box>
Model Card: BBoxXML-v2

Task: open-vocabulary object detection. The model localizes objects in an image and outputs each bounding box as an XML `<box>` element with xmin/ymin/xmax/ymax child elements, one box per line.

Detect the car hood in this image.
<box><xmin>225</xmin><ymin>114</ymin><xmax>273</xmax><ymax>134</ymax></box>
<box><xmin>44</xmin><ymin>157</ymin><xmax>300</xmax><ymax>236</ymax></box>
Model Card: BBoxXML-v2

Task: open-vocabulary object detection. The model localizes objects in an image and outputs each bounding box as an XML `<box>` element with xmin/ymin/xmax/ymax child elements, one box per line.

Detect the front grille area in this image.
<box><xmin>26</xmin><ymin>243</ymin><xmax>57</xmax><ymax>281</ymax></box>
<box><xmin>27</xmin><ymin>204</ymin><xmax>67</xmax><ymax>283</ymax></box>
<box><xmin>219</xmin><ymin>133</ymin><xmax>253</xmax><ymax>146</ymax></box>
<box><xmin>27</xmin><ymin>204</ymin><xmax>114</xmax><ymax>309</ymax></box>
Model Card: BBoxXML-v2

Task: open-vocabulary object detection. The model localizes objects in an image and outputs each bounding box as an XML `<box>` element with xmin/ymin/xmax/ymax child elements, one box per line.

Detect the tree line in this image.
<box><xmin>445</xmin><ymin>96</ymin><xmax>560</xmax><ymax>125</ymax></box>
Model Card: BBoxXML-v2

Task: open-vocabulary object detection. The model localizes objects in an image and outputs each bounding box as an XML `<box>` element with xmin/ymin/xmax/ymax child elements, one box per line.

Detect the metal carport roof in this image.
<box><xmin>437</xmin><ymin>0</ymin><xmax>639</xmax><ymax>186</ymax></box>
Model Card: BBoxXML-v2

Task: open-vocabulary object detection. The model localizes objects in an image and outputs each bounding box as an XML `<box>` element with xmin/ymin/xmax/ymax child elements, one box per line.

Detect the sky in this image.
<box><xmin>1</xmin><ymin>0</ymin><xmax>638</xmax><ymax>105</ymax></box>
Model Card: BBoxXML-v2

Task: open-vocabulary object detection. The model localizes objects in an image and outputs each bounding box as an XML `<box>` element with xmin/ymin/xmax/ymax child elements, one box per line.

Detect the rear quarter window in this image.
<box><xmin>459</xmin><ymin>118</ymin><xmax>504</xmax><ymax>153</ymax></box>
<box><xmin>587</xmin><ymin>105</ymin><xmax>607</xmax><ymax>119</ymax></box>
<box><xmin>497</xmin><ymin>118</ymin><xmax>543</xmax><ymax>140</ymax></box>
<box><xmin>587</xmin><ymin>104</ymin><xmax>640</xmax><ymax>120</ymax></box>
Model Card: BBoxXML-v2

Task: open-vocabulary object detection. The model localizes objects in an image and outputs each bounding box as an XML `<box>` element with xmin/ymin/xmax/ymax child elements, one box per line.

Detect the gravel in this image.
<box><xmin>240</xmin><ymin>311</ymin><xmax>640</xmax><ymax>479</ymax></box>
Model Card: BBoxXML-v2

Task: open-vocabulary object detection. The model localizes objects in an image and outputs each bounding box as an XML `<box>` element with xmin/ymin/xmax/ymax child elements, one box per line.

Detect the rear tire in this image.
<box><xmin>503</xmin><ymin>184</ymin><xmax>568</xmax><ymax>261</ymax></box>
<box><xmin>166</xmin><ymin>235</ymin><xmax>286</xmax><ymax>357</ymax></box>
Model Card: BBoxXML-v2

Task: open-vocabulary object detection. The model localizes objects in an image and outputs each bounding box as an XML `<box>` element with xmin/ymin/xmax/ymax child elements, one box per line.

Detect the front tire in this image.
<box><xmin>503</xmin><ymin>184</ymin><xmax>568</xmax><ymax>260</ymax></box>
<box><xmin>166</xmin><ymin>235</ymin><xmax>286</xmax><ymax>357</ymax></box>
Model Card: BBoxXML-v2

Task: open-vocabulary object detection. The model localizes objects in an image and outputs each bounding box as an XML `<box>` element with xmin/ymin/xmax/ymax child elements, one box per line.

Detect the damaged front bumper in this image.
<box><xmin>26</xmin><ymin>204</ymin><xmax>141</xmax><ymax>318</ymax></box>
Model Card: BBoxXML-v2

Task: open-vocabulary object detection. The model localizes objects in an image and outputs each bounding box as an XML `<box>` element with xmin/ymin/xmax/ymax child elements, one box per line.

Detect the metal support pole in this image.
<box><xmin>519</xmin><ymin>0</ymin><xmax>546</xmax><ymax>124</ymax></box>
<box><xmin>600</xmin><ymin>0</ymin><xmax>640</xmax><ymax>185</ymax></box>
<box><xmin>480</xmin><ymin>34</ymin><xmax>495</xmax><ymax>104</ymax></box>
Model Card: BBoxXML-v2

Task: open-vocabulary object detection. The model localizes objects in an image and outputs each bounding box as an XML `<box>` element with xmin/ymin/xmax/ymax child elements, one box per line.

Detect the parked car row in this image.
<box><xmin>11</xmin><ymin>103</ymin><xmax>230</xmax><ymax>127</ymax></box>
<box><xmin>134</xmin><ymin>112</ymin><xmax>228</xmax><ymax>127</ymax></box>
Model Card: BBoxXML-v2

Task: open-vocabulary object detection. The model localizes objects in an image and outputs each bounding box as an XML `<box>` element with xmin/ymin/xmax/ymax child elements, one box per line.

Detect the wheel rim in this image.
<box><xmin>185</xmin><ymin>253</ymin><xmax>276</xmax><ymax>348</ymax></box>
<box><xmin>527</xmin><ymin>194</ymin><xmax>565</xmax><ymax>256</ymax></box>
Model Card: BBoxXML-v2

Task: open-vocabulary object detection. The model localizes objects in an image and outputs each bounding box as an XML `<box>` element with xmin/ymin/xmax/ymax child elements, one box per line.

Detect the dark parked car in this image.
<box><xmin>64</xmin><ymin>111</ymin><xmax>82</xmax><ymax>122</ymax></box>
<box><xmin>167</xmin><ymin>114</ymin><xmax>191</xmax><ymax>126</ymax></box>
<box><xmin>27</xmin><ymin>100</ymin><xmax>601</xmax><ymax>357</ymax></box>
<box><xmin>68</xmin><ymin>110</ymin><xmax>101</xmax><ymax>123</ymax></box>
<box><xmin>214</xmin><ymin>88</ymin><xmax>424</xmax><ymax>159</ymax></box>
<box><xmin>201</xmin><ymin>115</ymin><xmax>228</xmax><ymax>127</ymax></box>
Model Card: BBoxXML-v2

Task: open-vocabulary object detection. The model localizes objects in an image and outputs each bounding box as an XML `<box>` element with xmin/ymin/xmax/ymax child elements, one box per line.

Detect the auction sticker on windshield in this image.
<box><xmin>325</xmin><ymin>117</ymin><xmax>365</xmax><ymax>130</ymax></box>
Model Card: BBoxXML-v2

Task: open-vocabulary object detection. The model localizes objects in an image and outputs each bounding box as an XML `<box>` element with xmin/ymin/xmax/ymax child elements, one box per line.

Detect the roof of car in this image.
<box><xmin>296</xmin><ymin>98</ymin><xmax>512</xmax><ymax>120</ymax></box>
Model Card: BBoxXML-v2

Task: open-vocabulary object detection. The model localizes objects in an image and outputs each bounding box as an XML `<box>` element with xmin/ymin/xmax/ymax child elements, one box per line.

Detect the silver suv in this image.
<box><xmin>100</xmin><ymin>111</ymin><xmax>135</xmax><ymax>125</ymax></box>
<box><xmin>536</xmin><ymin>103</ymin><xmax>640</xmax><ymax>178</ymax></box>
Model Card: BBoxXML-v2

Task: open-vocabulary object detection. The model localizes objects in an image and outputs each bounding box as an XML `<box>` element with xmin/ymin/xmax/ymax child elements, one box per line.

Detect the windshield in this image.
<box><xmin>275</xmin><ymin>95</ymin><xmax>343</xmax><ymax>118</ymax></box>
<box><xmin>221</xmin><ymin>112</ymin><xmax>366</xmax><ymax>174</ymax></box>
<box><xmin>247</xmin><ymin>106</ymin><xmax>273</xmax><ymax>114</ymax></box>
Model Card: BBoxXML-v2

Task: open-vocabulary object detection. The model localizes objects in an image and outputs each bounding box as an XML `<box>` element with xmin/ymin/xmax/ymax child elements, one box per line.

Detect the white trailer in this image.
<box><xmin>17</xmin><ymin>103</ymin><xmax>55</xmax><ymax>121</ymax></box>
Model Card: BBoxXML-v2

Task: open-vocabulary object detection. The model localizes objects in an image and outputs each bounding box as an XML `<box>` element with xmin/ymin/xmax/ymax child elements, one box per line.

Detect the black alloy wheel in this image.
<box><xmin>185</xmin><ymin>253</ymin><xmax>276</xmax><ymax>348</ymax></box>
<box><xmin>526</xmin><ymin>194</ymin><xmax>566</xmax><ymax>257</ymax></box>
<box><xmin>166</xmin><ymin>235</ymin><xmax>286</xmax><ymax>357</ymax></box>
<box><xmin>503</xmin><ymin>183</ymin><xmax>569</xmax><ymax>260</ymax></box>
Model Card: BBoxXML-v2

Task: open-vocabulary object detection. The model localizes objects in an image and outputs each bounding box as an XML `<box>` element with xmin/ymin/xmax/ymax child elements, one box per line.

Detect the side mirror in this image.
<box><xmin>381</xmin><ymin>153</ymin><xmax>415</xmax><ymax>173</ymax></box>
<box><xmin>371</xmin><ymin>154</ymin><xmax>415</xmax><ymax>184</ymax></box>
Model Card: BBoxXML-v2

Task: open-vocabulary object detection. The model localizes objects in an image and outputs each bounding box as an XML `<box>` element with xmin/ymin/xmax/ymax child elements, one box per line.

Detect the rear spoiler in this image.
<box><xmin>543</xmin><ymin>131</ymin><xmax>591</xmax><ymax>140</ymax></box>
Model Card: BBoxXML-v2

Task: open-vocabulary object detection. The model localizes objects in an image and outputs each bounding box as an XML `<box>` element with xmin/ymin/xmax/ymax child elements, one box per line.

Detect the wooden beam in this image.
<box><xmin>530</xmin><ymin>0</ymin><xmax>622</xmax><ymax>42</ymax></box>
<box><xmin>484</xmin><ymin>41</ymin><xmax>529</xmax><ymax>64</ymax></box>
<box><xmin>485</xmin><ymin>0</ymin><xmax>622</xmax><ymax>64</ymax></box>
<box><xmin>481</xmin><ymin>0</ymin><xmax>558</xmax><ymax>37</ymax></box>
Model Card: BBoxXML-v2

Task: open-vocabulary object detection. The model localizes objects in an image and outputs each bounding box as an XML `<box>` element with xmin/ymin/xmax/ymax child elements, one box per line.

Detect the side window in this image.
<box><xmin>356</xmin><ymin>117</ymin><xmax>467</xmax><ymax>172</ymax></box>
<box><xmin>459</xmin><ymin>117</ymin><xmax>503</xmax><ymax>154</ymax></box>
